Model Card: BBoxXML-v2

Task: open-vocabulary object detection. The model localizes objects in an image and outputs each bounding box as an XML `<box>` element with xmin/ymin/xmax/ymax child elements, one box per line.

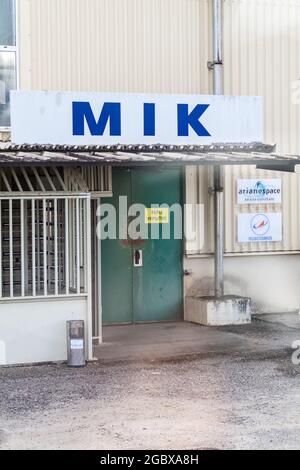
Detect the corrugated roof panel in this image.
<box><xmin>0</xmin><ymin>143</ymin><xmax>299</xmax><ymax>167</ymax></box>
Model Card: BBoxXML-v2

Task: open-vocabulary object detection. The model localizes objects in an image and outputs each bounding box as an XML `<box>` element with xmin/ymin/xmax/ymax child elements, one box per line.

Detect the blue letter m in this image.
<box><xmin>72</xmin><ymin>102</ymin><xmax>121</xmax><ymax>136</ymax></box>
<box><xmin>178</xmin><ymin>104</ymin><xmax>211</xmax><ymax>137</ymax></box>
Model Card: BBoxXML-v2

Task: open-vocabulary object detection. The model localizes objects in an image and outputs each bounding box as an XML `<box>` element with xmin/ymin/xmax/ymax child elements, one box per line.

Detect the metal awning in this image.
<box><xmin>0</xmin><ymin>142</ymin><xmax>299</xmax><ymax>170</ymax></box>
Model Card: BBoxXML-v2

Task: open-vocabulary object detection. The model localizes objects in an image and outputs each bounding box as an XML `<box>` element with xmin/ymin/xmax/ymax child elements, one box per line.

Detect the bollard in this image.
<box><xmin>66</xmin><ymin>320</ymin><xmax>86</xmax><ymax>367</ymax></box>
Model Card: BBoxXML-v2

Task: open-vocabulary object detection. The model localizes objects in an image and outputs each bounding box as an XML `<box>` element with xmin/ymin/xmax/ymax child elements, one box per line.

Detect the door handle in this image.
<box><xmin>134</xmin><ymin>249</ymin><xmax>143</xmax><ymax>267</ymax></box>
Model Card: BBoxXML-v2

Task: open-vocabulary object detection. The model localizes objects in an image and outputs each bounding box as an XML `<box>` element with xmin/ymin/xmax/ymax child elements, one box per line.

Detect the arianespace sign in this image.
<box><xmin>10</xmin><ymin>91</ymin><xmax>263</xmax><ymax>145</ymax></box>
<box><xmin>238</xmin><ymin>212</ymin><xmax>282</xmax><ymax>243</ymax></box>
<box><xmin>237</xmin><ymin>179</ymin><xmax>282</xmax><ymax>204</ymax></box>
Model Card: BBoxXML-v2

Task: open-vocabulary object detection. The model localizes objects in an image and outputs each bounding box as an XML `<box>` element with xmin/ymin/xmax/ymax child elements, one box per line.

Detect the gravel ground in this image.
<box><xmin>0</xmin><ymin>320</ymin><xmax>300</xmax><ymax>450</ymax></box>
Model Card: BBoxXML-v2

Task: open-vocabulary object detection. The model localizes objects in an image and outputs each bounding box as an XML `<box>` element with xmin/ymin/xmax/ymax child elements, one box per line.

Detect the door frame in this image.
<box><xmin>95</xmin><ymin>166</ymin><xmax>185</xmax><ymax>335</ymax></box>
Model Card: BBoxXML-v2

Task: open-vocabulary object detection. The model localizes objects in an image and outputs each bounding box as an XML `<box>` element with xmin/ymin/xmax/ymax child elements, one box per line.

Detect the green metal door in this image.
<box><xmin>101</xmin><ymin>169</ymin><xmax>133</xmax><ymax>324</ymax></box>
<box><xmin>132</xmin><ymin>168</ymin><xmax>183</xmax><ymax>322</ymax></box>
<box><xmin>102</xmin><ymin>168</ymin><xmax>183</xmax><ymax>324</ymax></box>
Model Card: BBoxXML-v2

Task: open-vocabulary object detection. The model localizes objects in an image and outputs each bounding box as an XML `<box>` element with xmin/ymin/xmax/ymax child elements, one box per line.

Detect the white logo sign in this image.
<box><xmin>10</xmin><ymin>91</ymin><xmax>263</xmax><ymax>146</ymax></box>
<box><xmin>237</xmin><ymin>179</ymin><xmax>282</xmax><ymax>204</ymax></box>
<box><xmin>238</xmin><ymin>212</ymin><xmax>282</xmax><ymax>243</ymax></box>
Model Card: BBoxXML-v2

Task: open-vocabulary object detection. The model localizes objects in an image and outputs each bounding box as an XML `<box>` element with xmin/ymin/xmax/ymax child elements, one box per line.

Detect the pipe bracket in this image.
<box><xmin>209</xmin><ymin>186</ymin><xmax>224</xmax><ymax>194</ymax></box>
<box><xmin>207</xmin><ymin>60</ymin><xmax>223</xmax><ymax>70</ymax></box>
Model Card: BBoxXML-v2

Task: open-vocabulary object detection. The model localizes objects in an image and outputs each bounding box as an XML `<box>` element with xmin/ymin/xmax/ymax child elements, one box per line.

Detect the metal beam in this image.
<box><xmin>256</xmin><ymin>163</ymin><xmax>296</xmax><ymax>173</ymax></box>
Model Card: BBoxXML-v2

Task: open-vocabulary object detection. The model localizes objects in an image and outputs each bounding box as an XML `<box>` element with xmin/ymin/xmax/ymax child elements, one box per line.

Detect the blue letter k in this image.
<box><xmin>177</xmin><ymin>104</ymin><xmax>211</xmax><ymax>137</ymax></box>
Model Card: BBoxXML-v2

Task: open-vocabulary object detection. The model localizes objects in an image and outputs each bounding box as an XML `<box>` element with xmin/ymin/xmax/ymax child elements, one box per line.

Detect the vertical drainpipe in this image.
<box><xmin>212</xmin><ymin>0</ymin><xmax>224</xmax><ymax>297</ymax></box>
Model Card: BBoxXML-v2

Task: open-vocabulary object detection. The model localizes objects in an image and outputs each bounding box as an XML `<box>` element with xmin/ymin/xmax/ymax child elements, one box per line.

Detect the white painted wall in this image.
<box><xmin>0</xmin><ymin>297</ymin><xmax>87</xmax><ymax>365</ymax></box>
<box><xmin>184</xmin><ymin>254</ymin><xmax>300</xmax><ymax>313</ymax></box>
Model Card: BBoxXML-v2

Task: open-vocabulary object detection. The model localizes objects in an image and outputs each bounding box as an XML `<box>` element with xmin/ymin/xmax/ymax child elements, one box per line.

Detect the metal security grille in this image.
<box><xmin>0</xmin><ymin>167</ymin><xmax>67</xmax><ymax>192</ymax></box>
<box><xmin>0</xmin><ymin>194</ymin><xmax>91</xmax><ymax>299</ymax></box>
<box><xmin>64</xmin><ymin>166</ymin><xmax>112</xmax><ymax>196</ymax></box>
<box><xmin>0</xmin><ymin>166</ymin><xmax>112</xmax><ymax>195</ymax></box>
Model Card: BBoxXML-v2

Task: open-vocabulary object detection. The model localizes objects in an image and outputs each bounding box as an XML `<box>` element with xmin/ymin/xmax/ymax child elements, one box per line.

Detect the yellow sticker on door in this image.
<box><xmin>145</xmin><ymin>208</ymin><xmax>169</xmax><ymax>224</ymax></box>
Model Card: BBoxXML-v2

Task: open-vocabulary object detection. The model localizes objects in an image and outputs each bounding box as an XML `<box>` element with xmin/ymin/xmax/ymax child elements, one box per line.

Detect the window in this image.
<box><xmin>0</xmin><ymin>0</ymin><xmax>16</xmax><ymax>128</ymax></box>
<box><xmin>0</xmin><ymin>195</ymin><xmax>91</xmax><ymax>299</ymax></box>
<box><xmin>0</xmin><ymin>165</ymin><xmax>114</xmax><ymax>300</ymax></box>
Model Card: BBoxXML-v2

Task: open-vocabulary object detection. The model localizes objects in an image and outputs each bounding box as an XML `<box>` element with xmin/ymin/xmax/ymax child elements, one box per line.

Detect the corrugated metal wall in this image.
<box><xmin>185</xmin><ymin>165</ymin><xmax>214</xmax><ymax>254</ymax></box>
<box><xmin>18</xmin><ymin>0</ymin><xmax>300</xmax><ymax>255</ymax></box>
<box><xmin>224</xmin><ymin>166</ymin><xmax>300</xmax><ymax>253</ymax></box>
<box><xmin>18</xmin><ymin>0</ymin><xmax>300</xmax><ymax>143</ymax></box>
<box><xmin>186</xmin><ymin>165</ymin><xmax>300</xmax><ymax>254</ymax></box>
<box><xmin>18</xmin><ymin>0</ymin><xmax>212</xmax><ymax>94</ymax></box>
<box><xmin>223</xmin><ymin>0</ymin><xmax>300</xmax><ymax>254</ymax></box>
<box><xmin>223</xmin><ymin>0</ymin><xmax>300</xmax><ymax>155</ymax></box>
<box><xmin>186</xmin><ymin>0</ymin><xmax>300</xmax><ymax>255</ymax></box>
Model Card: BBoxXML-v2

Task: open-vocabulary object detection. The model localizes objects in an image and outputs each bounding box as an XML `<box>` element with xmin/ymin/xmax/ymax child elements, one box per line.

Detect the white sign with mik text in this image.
<box><xmin>10</xmin><ymin>91</ymin><xmax>263</xmax><ymax>145</ymax></box>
